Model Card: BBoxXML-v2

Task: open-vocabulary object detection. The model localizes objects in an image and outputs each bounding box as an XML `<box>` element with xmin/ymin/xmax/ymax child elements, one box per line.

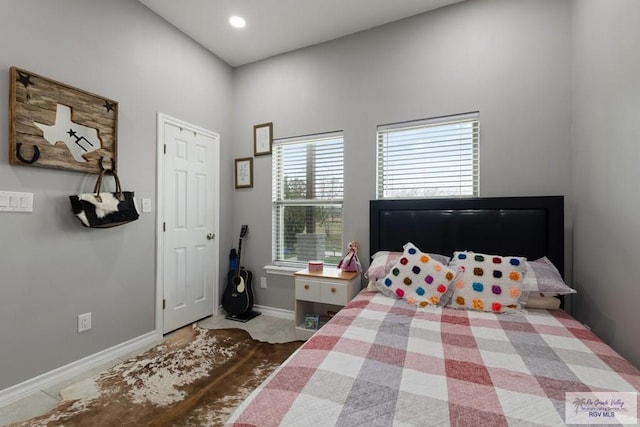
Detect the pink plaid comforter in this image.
<box><xmin>227</xmin><ymin>291</ymin><xmax>639</xmax><ymax>426</ymax></box>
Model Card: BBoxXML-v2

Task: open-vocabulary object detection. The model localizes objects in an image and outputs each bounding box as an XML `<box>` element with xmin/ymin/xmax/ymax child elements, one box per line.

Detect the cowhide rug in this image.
<box><xmin>11</xmin><ymin>326</ymin><xmax>302</xmax><ymax>427</ymax></box>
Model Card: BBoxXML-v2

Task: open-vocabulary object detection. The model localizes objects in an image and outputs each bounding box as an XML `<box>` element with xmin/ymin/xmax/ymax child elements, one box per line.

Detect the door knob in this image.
<box><xmin>206</xmin><ymin>233</ymin><xmax>215</xmax><ymax>240</ymax></box>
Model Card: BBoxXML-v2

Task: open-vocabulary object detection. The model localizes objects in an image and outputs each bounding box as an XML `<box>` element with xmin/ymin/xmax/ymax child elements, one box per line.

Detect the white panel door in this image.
<box><xmin>162</xmin><ymin>121</ymin><xmax>218</xmax><ymax>334</ymax></box>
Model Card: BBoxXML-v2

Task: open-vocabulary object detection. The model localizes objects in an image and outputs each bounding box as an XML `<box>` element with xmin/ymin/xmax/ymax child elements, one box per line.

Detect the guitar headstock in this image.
<box><xmin>240</xmin><ymin>225</ymin><xmax>248</xmax><ymax>238</ymax></box>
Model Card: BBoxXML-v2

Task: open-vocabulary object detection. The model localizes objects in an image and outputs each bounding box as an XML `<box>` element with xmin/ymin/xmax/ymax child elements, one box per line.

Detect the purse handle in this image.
<box><xmin>93</xmin><ymin>169</ymin><xmax>124</xmax><ymax>202</ymax></box>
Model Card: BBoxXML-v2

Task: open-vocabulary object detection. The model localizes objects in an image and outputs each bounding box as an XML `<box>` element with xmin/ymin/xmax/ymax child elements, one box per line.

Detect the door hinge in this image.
<box><xmin>163</xmin><ymin>144</ymin><xmax>166</xmax><ymax>154</ymax></box>
<box><xmin>163</xmin><ymin>299</ymin><xmax>166</xmax><ymax>309</ymax></box>
<box><xmin>163</xmin><ymin>222</ymin><xmax>166</xmax><ymax>232</ymax></box>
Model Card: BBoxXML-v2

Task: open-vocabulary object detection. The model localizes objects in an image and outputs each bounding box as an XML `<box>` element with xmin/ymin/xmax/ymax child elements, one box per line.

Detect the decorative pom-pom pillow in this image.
<box><xmin>379</xmin><ymin>243</ymin><xmax>456</xmax><ymax>307</ymax></box>
<box><xmin>365</xmin><ymin>250</ymin><xmax>451</xmax><ymax>292</ymax></box>
<box><xmin>448</xmin><ymin>251</ymin><xmax>526</xmax><ymax>314</ymax></box>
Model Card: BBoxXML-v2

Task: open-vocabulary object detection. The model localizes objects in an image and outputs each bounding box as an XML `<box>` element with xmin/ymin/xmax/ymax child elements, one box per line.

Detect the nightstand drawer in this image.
<box><xmin>295</xmin><ymin>278</ymin><xmax>322</xmax><ymax>302</ymax></box>
<box><xmin>295</xmin><ymin>278</ymin><xmax>349</xmax><ymax>305</ymax></box>
<box><xmin>321</xmin><ymin>282</ymin><xmax>347</xmax><ymax>305</ymax></box>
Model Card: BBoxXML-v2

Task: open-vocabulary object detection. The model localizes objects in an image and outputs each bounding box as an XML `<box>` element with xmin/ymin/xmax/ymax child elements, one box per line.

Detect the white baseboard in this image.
<box><xmin>0</xmin><ymin>331</ymin><xmax>160</xmax><ymax>407</ymax></box>
<box><xmin>253</xmin><ymin>304</ymin><xmax>294</xmax><ymax>320</ymax></box>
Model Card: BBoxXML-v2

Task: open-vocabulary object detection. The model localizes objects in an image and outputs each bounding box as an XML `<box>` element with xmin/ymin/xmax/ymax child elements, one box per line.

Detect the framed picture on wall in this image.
<box><xmin>9</xmin><ymin>66</ymin><xmax>118</xmax><ymax>173</ymax></box>
<box><xmin>253</xmin><ymin>122</ymin><xmax>273</xmax><ymax>156</ymax></box>
<box><xmin>234</xmin><ymin>157</ymin><xmax>253</xmax><ymax>189</ymax></box>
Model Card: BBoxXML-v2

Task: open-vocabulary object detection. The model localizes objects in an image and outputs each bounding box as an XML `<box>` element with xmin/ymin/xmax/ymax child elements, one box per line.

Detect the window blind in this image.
<box><xmin>273</xmin><ymin>132</ymin><xmax>344</xmax><ymax>266</ymax></box>
<box><xmin>377</xmin><ymin>112</ymin><xmax>479</xmax><ymax>199</ymax></box>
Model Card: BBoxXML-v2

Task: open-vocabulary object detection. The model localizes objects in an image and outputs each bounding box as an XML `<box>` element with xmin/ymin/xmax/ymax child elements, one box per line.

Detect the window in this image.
<box><xmin>273</xmin><ymin>132</ymin><xmax>344</xmax><ymax>267</ymax></box>
<box><xmin>376</xmin><ymin>112</ymin><xmax>479</xmax><ymax>199</ymax></box>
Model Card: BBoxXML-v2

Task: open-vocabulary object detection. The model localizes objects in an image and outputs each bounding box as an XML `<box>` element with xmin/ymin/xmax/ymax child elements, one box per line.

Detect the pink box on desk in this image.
<box><xmin>308</xmin><ymin>261</ymin><xmax>323</xmax><ymax>272</ymax></box>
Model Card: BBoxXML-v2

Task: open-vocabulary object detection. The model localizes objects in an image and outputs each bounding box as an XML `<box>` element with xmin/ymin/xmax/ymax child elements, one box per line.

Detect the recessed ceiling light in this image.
<box><xmin>229</xmin><ymin>16</ymin><xmax>246</xmax><ymax>29</ymax></box>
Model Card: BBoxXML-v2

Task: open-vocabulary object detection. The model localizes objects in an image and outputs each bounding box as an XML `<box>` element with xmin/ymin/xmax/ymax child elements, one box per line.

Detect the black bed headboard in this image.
<box><xmin>370</xmin><ymin>196</ymin><xmax>564</xmax><ymax>277</ymax></box>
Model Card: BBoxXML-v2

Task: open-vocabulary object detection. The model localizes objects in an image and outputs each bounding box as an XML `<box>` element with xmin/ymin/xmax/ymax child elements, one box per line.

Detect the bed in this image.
<box><xmin>226</xmin><ymin>196</ymin><xmax>639</xmax><ymax>426</ymax></box>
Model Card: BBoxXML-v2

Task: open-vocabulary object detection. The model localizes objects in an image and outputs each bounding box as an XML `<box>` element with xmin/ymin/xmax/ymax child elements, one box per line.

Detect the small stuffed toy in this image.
<box><xmin>337</xmin><ymin>241</ymin><xmax>362</xmax><ymax>272</ymax></box>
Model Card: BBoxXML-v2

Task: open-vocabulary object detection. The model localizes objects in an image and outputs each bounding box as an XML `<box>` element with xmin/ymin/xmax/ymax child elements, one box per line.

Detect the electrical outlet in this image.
<box><xmin>78</xmin><ymin>312</ymin><xmax>92</xmax><ymax>332</ymax></box>
<box><xmin>260</xmin><ymin>277</ymin><xmax>267</xmax><ymax>289</ymax></box>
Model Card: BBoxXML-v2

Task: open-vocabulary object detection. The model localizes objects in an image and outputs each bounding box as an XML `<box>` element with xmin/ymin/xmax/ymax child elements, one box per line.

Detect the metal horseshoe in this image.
<box><xmin>16</xmin><ymin>143</ymin><xmax>40</xmax><ymax>164</ymax></box>
<box><xmin>99</xmin><ymin>156</ymin><xmax>116</xmax><ymax>172</ymax></box>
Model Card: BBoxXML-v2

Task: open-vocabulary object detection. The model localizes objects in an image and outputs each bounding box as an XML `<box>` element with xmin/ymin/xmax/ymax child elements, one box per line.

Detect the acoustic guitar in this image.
<box><xmin>221</xmin><ymin>225</ymin><xmax>254</xmax><ymax>315</ymax></box>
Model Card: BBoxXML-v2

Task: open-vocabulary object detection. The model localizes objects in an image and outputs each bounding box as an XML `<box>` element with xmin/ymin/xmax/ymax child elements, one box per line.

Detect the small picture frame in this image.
<box><xmin>234</xmin><ymin>157</ymin><xmax>253</xmax><ymax>189</ymax></box>
<box><xmin>253</xmin><ymin>122</ymin><xmax>273</xmax><ymax>156</ymax></box>
<box><xmin>304</xmin><ymin>313</ymin><xmax>320</xmax><ymax>330</ymax></box>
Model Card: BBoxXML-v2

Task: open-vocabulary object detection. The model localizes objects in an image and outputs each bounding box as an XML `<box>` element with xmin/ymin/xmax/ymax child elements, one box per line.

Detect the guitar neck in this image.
<box><xmin>234</xmin><ymin>225</ymin><xmax>248</xmax><ymax>278</ymax></box>
<box><xmin>234</xmin><ymin>238</ymin><xmax>243</xmax><ymax>277</ymax></box>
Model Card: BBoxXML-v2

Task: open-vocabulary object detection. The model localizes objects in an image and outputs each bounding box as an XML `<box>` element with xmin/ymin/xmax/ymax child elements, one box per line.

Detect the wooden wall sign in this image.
<box><xmin>9</xmin><ymin>66</ymin><xmax>118</xmax><ymax>173</ymax></box>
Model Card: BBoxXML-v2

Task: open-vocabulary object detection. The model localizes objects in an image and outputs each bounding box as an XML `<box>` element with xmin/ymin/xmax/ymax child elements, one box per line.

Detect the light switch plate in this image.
<box><xmin>142</xmin><ymin>198</ymin><xmax>152</xmax><ymax>213</ymax></box>
<box><xmin>0</xmin><ymin>191</ymin><xmax>33</xmax><ymax>212</ymax></box>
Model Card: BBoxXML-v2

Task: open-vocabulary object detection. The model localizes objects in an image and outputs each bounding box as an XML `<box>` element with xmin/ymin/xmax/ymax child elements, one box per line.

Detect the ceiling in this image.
<box><xmin>138</xmin><ymin>0</ymin><xmax>464</xmax><ymax>67</ymax></box>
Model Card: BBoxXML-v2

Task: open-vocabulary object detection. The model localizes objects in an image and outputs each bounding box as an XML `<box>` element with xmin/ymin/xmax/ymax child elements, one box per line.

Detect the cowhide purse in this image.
<box><xmin>69</xmin><ymin>170</ymin><xmax>139</xmax><ymax>228</ymax></box>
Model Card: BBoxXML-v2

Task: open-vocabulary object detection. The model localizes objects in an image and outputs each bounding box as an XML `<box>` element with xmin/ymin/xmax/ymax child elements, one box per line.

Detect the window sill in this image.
<box><xmin>264</xmin><ymin>265</ymin><xmax>300</xmax><ymax>276</ymax></box>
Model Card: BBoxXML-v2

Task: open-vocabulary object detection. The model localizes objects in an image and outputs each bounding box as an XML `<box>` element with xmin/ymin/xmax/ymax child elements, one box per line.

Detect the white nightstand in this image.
<box><xmin>294</xmin><ymin>267</ymin><xmax>361</xmax><ymax>340</ymax></box>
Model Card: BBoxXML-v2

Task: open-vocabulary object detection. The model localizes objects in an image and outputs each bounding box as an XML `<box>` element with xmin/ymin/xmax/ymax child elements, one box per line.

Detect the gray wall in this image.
<box><xmin>0</xmin><ymin>0</ymin><xmax>233</xmax><ymax>390</ymax></box>
<box><xmin>571</xmin><ymin>0</ymin><xmax>640</xmax><ymax>367</ymax></box>
<box><xmin>232</xmin><ymin>0</ymin><xmax>572</xmax><ymax>311</ymax></box>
